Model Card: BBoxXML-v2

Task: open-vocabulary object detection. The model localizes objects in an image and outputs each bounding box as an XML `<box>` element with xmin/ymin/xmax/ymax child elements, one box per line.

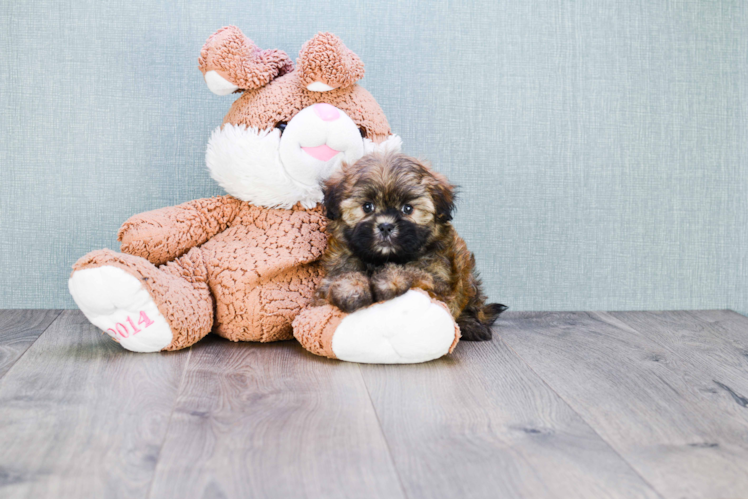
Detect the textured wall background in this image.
<box><xmin>1</xmin><ymin>0</ymin><xmax>746</xmax><ymax>312</ymax></box>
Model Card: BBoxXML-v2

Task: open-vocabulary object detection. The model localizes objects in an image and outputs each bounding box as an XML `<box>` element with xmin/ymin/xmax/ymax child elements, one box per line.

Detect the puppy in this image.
<box><xmin>315</xmin><ymin>151</ymin><xmax>507</xmax><ymax>341</ymax></box>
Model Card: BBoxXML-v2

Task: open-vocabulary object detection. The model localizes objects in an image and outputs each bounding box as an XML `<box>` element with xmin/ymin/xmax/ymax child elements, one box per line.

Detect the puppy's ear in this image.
<box><xmin>428</xmin><ymin>171</ymin><xmax>456</xmax><ymax>222</ymax></box>
<box><xmin>323</xmin><ymin>167</ymin><xmax>347</xmax><ymax>220</ymax></box>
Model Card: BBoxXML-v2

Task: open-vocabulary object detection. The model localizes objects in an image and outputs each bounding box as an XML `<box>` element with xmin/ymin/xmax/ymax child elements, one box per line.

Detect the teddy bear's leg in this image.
<box><xmin>68</xmin><ymin>248</ymin><xmax>213</xmax><ymax>352</ymax></box>
<box><xmin>212</xmin><ymin>263</ymin><xmax>324</xmax><ymax>343</ymax></box>
<box><xmin>293</xmin><ymin>289</ymin><xmax>461</xmax><ymax>364</ymax></box>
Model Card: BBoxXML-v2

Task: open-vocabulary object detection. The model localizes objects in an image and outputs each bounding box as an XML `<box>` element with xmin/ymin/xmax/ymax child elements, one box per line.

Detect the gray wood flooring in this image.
<box><xmin>0</xmin><ymin>309</ymin><xmax>747</xmax><ymax>498</ymax></box>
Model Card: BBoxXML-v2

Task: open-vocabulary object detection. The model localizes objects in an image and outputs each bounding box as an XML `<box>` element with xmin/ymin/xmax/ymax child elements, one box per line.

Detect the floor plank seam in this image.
<box><xmin>496</xmin><ymin>332</ymin><xmax>665</xmax><ymax>499</ymax></box>
<box><xmin>357</xmin><ymin>364</ymin><xmax>410</xmax><ymax>498</ymax></box>
<box><xmin>146</xmin><ymin>345</ymin><xmax>193</xmax><ymax>499</ymax></box>
<box><xmin>0</xmin><ymin>309</ymin><xmax>63</xmax><ymax>388</ymax></box>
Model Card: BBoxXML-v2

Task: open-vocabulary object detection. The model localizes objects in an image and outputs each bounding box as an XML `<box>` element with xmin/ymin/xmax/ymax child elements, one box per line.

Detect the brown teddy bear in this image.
<box><xmin>68</xmin><ymin>26</ymin><xmax>459</xmax><ymax>363</ymax></box>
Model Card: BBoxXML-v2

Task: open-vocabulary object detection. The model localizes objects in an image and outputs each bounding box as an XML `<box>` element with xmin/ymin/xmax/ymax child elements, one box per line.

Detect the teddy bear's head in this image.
<box><xmin>199</xmin><ymin>27</ymin><xmax>401</xmax><ymax>209</ymax></box>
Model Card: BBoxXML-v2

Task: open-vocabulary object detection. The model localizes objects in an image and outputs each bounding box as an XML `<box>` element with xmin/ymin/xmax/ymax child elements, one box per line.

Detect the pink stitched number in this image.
<box><xmin>126</xmin><ymin>316</ymin><xmax>142</xmax><ymax>334</ymax></box>
<box><xmin>115</xmin><ymin>323</ymin><xmax>129</xmax><ymax>338</ymax></box>
<box><xmin>107</xmin><ymin>311</ymin><xmax>153</xmax><ymax>341</ymax></box>
<box><xmin>138</xmin><ymin>311</ymin><xmax>155</xmax><ymax>328</ymax></box>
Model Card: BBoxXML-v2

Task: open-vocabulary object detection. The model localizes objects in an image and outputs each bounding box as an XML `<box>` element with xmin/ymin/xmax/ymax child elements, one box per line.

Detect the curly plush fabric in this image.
<box><xmin>198</xmin><ymin>26</ymin><xmax>293</xmax><ymax>91</ymax></box>
<box><xmin>118</xmin><ymin>196</ymin><xmax>243</xmax><ymax>266</ymax></box>
<box><xmin>292</xmin><ymin>304</ymin><xmax>346</xmax><ymax>359</ymax></box>
<box><xmin>75</xmin><ymin>199</ymin><xmax>327</xmax><ymax>347</ymax></box>
<box><xmin>296</xmin><ymin>32</ymin><xmax>365</xmax><ymax>91</ymax></box>
<box><xmin>221</xmin><ymin>72</ymin><xmax>392</xmax><ymax>144</ymax></box>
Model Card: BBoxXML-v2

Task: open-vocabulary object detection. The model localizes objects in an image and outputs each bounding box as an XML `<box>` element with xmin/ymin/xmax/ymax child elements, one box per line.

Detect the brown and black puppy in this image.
<box><xmin>315</xmin><ymin>151</ymin><xmax>506</xmax><ymax>341</ymax></box>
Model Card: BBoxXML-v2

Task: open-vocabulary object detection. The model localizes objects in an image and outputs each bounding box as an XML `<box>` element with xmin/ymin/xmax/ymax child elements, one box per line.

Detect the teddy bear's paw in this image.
<box><xmin>68</xmin><ymin>266</ymin><xmax>173</xmax><ymax>353</ymax></box>
<box><xmin>331</xmin><ymin>289</ymin><xmax>459</xmax><ymax>364</ymax></box>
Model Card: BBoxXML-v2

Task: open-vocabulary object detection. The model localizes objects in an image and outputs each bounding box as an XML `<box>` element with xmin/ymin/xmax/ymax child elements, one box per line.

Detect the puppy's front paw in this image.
<box><xmin>325</xmin><ymin>273</ymin><xmax>373</xmax><ymax>313</ymax></box>
<box><xmin>371</xmin><ymin>265</ymin><xmax>412</xmax><ymax>302</ymax></box>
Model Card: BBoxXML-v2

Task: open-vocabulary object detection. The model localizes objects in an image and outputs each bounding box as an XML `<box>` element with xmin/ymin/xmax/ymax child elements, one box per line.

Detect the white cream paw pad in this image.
<box><xmin>332</xmin><ymin>290</ymin><xmax>457</xmax><ymax>364</ymax></box>
<box><xmin>68</xmin><ymin>266</ymin><xmax>173</xmax><ymax>352</ymax></box>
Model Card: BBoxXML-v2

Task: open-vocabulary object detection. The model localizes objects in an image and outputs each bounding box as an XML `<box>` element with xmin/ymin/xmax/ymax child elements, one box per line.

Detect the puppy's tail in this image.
<box><xmin>482</xmin><ymin>303</ymin><xmax>508</xmax><ymax>325</ymax></box>
<box><xmin>457</xmin><ymin>303</ymin><xmax>508</xmax><ymax>342</ymax></box>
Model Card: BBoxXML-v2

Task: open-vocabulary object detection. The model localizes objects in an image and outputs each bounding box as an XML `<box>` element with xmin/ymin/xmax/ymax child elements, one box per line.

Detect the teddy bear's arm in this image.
<box><xmin>118</xmin><ymin>195</ymin><xmax>242</xmax><ymax>265</ymax></box>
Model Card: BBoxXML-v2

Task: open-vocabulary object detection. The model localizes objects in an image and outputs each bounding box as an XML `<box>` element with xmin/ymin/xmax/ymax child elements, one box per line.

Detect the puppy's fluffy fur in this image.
<box><xmin>315</xmin><ymin>152</ymin><xmax>506</xmax><ymax>341</ymax></box>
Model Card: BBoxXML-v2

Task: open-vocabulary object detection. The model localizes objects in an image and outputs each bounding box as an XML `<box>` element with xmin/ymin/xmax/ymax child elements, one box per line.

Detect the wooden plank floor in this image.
<box><xmin>0</xmin><ymin>309</ymin><xmax>747</xmax><ymax>498</ymax></box>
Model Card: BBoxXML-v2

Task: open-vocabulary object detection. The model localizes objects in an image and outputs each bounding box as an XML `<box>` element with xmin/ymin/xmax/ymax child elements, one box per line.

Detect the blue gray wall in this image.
<box><xmin>1</xmin><ymin>0</ymin><xmax>747</xmax><ymax>313</ymax></box>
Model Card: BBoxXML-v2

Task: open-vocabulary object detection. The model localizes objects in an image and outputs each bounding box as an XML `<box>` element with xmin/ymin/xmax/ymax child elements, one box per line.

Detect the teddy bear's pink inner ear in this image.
<box><xmin>198</xmin><ymin>26</ymin><xmax>294</xmax><ymax>95</ymax></box>
<box><xmin>296</xmin><ymin>32</ymin><xmax>365</xmax><ymax>92</ymax></box>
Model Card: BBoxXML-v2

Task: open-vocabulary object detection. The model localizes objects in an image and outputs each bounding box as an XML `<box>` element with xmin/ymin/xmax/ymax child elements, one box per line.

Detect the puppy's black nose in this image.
<box><xmin>378</xmin><ymin>222</ymin><xmax>395</xmax><ymax>236</ymax></box>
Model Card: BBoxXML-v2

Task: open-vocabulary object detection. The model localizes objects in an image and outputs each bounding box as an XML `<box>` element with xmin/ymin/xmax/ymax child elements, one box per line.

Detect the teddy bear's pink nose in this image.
<box><xmin>313</xmin><ymin>103</ymin><xmax>340</xmax><ymax>122</ymax></box>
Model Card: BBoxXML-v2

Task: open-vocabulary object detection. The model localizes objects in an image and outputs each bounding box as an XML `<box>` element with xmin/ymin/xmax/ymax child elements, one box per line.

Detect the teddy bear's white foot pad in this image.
<box><xmin>331</xmin><ymin>290</ymin><xmax>457</xmax><ymax>364</ymax></box>
<box><xmin>68</xmin><ymin>266</ymin><xmax>173</xmax><ymax>352</ymax></box>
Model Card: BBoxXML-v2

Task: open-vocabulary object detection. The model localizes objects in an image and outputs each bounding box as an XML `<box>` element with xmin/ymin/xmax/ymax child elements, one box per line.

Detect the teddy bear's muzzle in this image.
<box><xmin>279</xmin><ymin>104</ymin><xmax>365</xmax><ymax>185</ymax></box>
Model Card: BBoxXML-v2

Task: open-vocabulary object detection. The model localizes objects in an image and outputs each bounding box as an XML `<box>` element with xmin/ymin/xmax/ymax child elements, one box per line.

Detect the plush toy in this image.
<box><xmin>68</xmin><ymin>27</ymin><xmax>459</xmax><ymax>363</ymax></box>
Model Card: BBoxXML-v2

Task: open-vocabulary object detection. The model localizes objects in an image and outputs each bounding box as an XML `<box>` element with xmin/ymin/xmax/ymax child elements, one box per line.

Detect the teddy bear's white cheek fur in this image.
<box><xmin>206</xmin><ymin>120</ymin><xmax>403</xmax><ymax>209</ymax></box>
<box><xmin>206</xmin><ymin>124</ymin><xmax>322</xmax><ymax>209</ymax></box>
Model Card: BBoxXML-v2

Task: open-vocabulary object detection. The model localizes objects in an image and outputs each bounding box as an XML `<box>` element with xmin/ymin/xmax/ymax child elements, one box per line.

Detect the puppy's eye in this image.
<box><xmin>362</xmin><ymin>202</ymin><xmax>375</xmax><ymax>214</ymax></box>
<box><xmin>401</xmin><ymin>204</ymin><xmax>413</xmax><ymax>215</ymax></box>
<box><xmin>359</xmin><ymin>127</ymin><xmax>367</xmax><ymax>138</ymax></box>
<box><xmin>276</xmin><ymin>122</ymin><xmax>288</xmax><ymax>135</ymax></box>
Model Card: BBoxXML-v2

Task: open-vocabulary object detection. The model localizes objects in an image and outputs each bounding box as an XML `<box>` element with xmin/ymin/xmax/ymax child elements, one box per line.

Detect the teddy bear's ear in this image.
<box><xmin>199</xmin><ymin>26</ymin><xmax>294</xmax><ymax>96</ymax></box>
<box><xmin>297</xmin><ymin>33</ymin><xmax>365</xmax><ymax>92</ymax></box>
